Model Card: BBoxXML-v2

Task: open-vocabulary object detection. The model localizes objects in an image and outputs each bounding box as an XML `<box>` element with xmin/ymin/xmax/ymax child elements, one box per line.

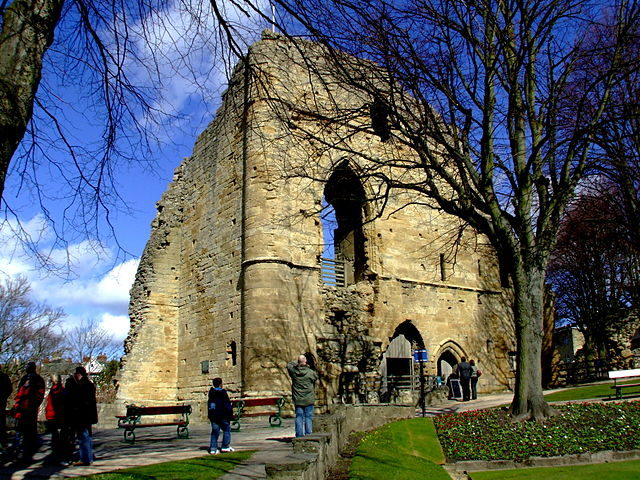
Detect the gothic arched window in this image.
<box><xmin>323</xmin><ymin>162</ymin><xmax>368</xmax><ymax>283</ymax></box>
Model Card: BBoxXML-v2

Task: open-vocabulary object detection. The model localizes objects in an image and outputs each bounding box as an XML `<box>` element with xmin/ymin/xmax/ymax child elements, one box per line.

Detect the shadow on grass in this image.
<box><xmin>80</xmin><ymin>451</ymin><xmax>255</xmax><ymax>480</ymax></box>
<box><xmin>468</xmin><ymin>459</ymin><xmax>640</xmax><ymax>480</ymax></box>
<box><xmin>348</xmin><ymin>418</ymin><xmax>450</xmax><ymax>480</ymax></box>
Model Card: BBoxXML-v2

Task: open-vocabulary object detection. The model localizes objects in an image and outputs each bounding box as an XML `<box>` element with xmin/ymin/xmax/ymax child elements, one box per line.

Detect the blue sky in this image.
<box><xmin>0</xmin><ymin>0</ymin><xmax>268</xmax><ymax>353</ymax></box>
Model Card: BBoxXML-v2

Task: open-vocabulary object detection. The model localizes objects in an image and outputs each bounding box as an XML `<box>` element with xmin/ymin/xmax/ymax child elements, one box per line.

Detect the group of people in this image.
<box><xmin>207</xmin><ymin>354</ymin><xmax>319</xmax><ymax>454</ymax></box>
<box><xmin>0</xmin><ymin>362</ymin><xmax>98</xmax><ymax>466</ymax></box>
<box><xmin>4</xmin><ymin>353</ymin><xmax>480</xmax><ymax>464</ymax></box>
<box><xmin>447</xmin><ymin>357</ymin><xmax>482</xmax><ymax>401</ymax></box>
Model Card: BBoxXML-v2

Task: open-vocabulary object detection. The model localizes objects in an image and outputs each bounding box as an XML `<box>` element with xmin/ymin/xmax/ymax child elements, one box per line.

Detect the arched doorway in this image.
<box><xmin>380</xmin><ymin>321</ymin><xmax>425</xmax><ymax>400</ymax></box>
<box><xmin>437</xmin><ymin>350</ymin><xmax>458</xmax><ymax>379</ymax></box>
<box><xmin>434</xmin><ymin>341</ymin><xmax>466</xmax><ymax>381</ymax></box>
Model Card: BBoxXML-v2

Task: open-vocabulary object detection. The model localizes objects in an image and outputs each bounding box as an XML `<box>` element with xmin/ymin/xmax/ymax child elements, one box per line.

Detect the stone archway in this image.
<box><xmin>379</xmin><ymin>320</ymin><xmax>425</xmax><ymax>401</ymax></box>
<box><xmin>433</xmin><ymin>341</ymin><xmax>466</xmax><ymax>380</ymax></box>
<box><xmin>437</xmin><ymin>350</ymin><xmax>458</xmax><ymax>379</ymax></box>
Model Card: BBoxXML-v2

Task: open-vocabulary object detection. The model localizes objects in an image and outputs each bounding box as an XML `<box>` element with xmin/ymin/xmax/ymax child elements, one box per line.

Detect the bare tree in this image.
<box><xmin>0</xmin><ymin>0</ymin><xmax>254</xmax><ymax>260</ymax></box>
<box><xmin>211</xmin><ymin>0</ymin><xmax>640</xmax><ymax>419</ymax></box>
<box><xmin>65</xmin><ymin>317</ymin><xmax>121</xmax><ymax>362</ymax></box>
<box><xmin>0</xmin><ymin>275</ymin><xmax>65</xmax><ymax>376</ymax></box>
<box><xmin>548</xmin><ymin>190</ymin><xmax>638</xmax><ymax>360</ymax></box>
<box><xmin>590</xmin><ymin>27</ymin><xmax>640</xmax><ymax>307</ymax></box>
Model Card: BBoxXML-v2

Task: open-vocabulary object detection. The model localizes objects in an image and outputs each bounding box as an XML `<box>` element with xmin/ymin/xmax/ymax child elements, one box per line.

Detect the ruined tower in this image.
<box><xmin>117</xmin><ymin>32</ymin><xmax>515</xmax><ymax>414</ymax></box>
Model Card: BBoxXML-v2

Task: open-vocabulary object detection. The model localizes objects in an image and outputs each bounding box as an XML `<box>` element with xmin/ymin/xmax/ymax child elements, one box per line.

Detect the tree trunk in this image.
<box><xmin>0</xmin><ymin>0</ymin><xmax>64</xmax><ymax>202</ymax></box>
<box><xmin>510</xmin><ymin>263</ymin><xmax>557</xmax><ymax>421</ymax></box>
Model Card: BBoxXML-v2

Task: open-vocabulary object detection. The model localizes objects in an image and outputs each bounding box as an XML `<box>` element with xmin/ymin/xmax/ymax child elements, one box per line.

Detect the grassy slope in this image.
<box><xmin>349</xmin><ymin>383</ymin><xmax>640</xmax><ymax>480</ymax></box>
<box><xmin>349</xmin><ymin>418</ymin><xmax>450</xmax><ymax>480</ymax></box>
<box><xmin>544</xmin><ymin>379</ymin><xmax>640</xmax><ymax>402</ymax></box>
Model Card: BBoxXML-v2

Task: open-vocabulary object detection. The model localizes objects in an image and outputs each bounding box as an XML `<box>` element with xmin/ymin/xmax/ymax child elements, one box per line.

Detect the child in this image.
<box><xmin>207</xmin><ymin>378</ymin><xmax>234</xmax><ymax>454</ymax></box>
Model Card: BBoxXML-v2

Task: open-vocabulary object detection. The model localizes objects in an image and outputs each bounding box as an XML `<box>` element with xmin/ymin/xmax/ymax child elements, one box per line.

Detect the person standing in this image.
<box><xmin>12</xmin><ymin>362</ymin><xmax>45</xmax><ymax>463</ymax></box>
<box><xmin>207</xmin><ymin>377</ymin><xmax>234</xmax><ymax>454</ymax></box>
<box><xmin>457</xmin><ymin>357</ymin><xmax>472</xmax><ymax>402</ymax></box>
<box><xmin>287</xmin><ymin>354</ymin><xmax>318</xmax><ymax>437</ymax></box>
<box><xmin>45</xmin><ymin>375</ymin><xmax>65</xmax><ymax>461</ymax></box>
<box><xmin>0</xmin><ymin>372</ymin><xmax>12</xmax><ymax>450</ymax></box>
<box><xmin>65</xmin><ymin>366</ymin><xmax>97</xmax><ymax>466</ymax></box>
<box><xmin>470</xmin><ymin>359</ymin><xmax>481</xmax><ymax>400</ymax></box>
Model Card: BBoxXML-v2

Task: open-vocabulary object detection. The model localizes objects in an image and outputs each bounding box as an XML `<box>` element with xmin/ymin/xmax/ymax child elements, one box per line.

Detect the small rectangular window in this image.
<box><xmin>200</xmin><ymin>360</ymin><xmax>209</xmax><ymax>374</ymax></box>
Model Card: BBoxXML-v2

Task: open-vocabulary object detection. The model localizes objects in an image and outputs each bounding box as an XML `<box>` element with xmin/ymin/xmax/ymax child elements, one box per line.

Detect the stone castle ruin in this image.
<box><xmin>117</xmin><ymin>32</ymin><xmax>516</xmax><ymax>416</ymax></box>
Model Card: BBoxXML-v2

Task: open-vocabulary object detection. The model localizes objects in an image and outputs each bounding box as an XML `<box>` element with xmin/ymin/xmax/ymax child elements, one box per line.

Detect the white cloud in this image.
<box><xmin>0</xmin><ymin>215</ymin><xmax>139</xmax><ymax>343</ymax></box>
<box><xmin>32</xmin><ymin>258</ymin><xmax>139</xmax><ymax>315</ymax></box>
<box><xmin>124</xmin><ymin>0</ymin><xmax>270</xmax><ymax>142</ymax></box>
<box><xmin>100</xmin><ymin>313</ymin><xmax>131</xmax><ymax>342</ymax></box>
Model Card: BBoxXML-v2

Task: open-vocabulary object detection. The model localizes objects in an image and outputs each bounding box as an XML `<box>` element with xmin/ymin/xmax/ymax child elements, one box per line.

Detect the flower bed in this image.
<box><xmin>434</xmin><ymin>402</ymin><xmax>640</xmax><ymax>461</ymax></box>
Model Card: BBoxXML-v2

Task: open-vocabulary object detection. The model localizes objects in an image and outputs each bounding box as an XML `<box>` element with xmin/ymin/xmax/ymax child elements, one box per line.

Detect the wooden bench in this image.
<box><xmin>231</xmin><ymin>397</ymin><xmax>285</xmax><ymax>432</ymax></box>
<box><xmin>116</xmin><ymin>404</ymin><xmax>192</xmax><ymax>443</ymax></box>
<box><xmin>608</xmin><ymin>369</ymin><xmax>640</xmax><ymax>400</ymax></box>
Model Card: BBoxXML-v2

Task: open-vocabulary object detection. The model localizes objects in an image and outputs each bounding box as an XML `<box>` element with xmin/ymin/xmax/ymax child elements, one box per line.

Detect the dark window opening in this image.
<box><xmin>370</xmin><ymin>98</ymin><xmax>390</xmax><ymax>142</ymax></box>
<box><xmin>323</xmin><ymin>161</ymin><xmax>368</xmax><ymax>283</ymax></box>
<box><xmin>497</xmin><ymin>251</ymin><xmax>511</xmax><ymax>288</ymax></box>
<box><xmin>200</xmin><ymin>360</ymin><xmax>209</xmax><ymax>374</ymax></box>
<box><xmin>228</xmin><ymin>341</ymin><xmax>237</xmax><ymax>366</ymax></box>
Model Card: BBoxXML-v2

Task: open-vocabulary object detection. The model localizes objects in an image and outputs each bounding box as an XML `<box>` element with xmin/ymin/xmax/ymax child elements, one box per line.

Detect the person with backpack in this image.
<box><xmin>470</xmin><ymin>359</ymin><xmax>482</xmax><ymax>400</ymax></box>
<box><xmin>207</xmin><ymin>378</ymin><xmax>234</xmax><ymax>454</ymax></box>
<box><xmin>456</xmin><ymin>357</ymin><xmax>472</xmax><ymax>401</ymax></box>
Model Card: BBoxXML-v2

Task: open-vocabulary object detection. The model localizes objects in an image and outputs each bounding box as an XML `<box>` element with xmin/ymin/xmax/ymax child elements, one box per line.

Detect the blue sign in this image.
<box><xmin>413</xmin><ymin>349</ymin><xmax>428</xmax><ymax>362</ymax></box>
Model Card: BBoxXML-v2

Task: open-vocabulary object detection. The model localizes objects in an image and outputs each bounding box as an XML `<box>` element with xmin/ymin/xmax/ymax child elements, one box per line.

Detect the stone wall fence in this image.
<box><xmin>265</xmin><ymin>404</ymin><xmax>415</xmax><ymax>480</ymax></box>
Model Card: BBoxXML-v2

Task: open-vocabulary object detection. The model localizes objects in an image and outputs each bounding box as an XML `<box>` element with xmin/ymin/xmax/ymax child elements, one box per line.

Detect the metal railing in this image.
<box><xmin>320</xmin><ymin>257</ymin><xmax>346</xmax><ymax>287</ymax></box>
<box><xmin>337</xmin><ymin>372</ymin><xmax>443</xmax><ymax>404</ymax></box>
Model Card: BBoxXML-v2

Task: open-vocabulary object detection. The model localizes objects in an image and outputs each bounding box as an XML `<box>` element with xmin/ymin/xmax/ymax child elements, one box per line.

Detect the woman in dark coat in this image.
<box><xmin>65</xmin><ymin>366</ymin><xmax>98</xmax><ymax>465</ymax></box>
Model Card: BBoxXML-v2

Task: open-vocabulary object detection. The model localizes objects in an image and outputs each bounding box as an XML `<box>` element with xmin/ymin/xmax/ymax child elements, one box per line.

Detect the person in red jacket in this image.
<box><xmin>45</xmin><ymin>375</ymin><xmax>65</xmax><ymax>461</ymax></box>
<box><xmin>12</xmin><ymin>362</ymin><xmax>45</xmax><ymax>463</ymax></box>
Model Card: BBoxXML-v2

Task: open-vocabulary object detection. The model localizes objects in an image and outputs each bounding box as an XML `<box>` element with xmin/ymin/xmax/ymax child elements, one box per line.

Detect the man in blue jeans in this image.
<box><xmin>208</xmin><ymin>378</ymin><xmax>234</xmax><ymax>454</ymax></box>
<box><xmin>287</xmin><ymin>355</ymin><xmax>318</xmax><ymax>437</ymax></box>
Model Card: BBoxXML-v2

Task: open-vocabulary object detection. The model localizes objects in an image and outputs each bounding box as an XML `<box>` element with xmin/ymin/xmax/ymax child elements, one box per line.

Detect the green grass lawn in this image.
<box><xmin>80</xmin><ymin>451</ymin><xmax>254</xmax><ymax>480</ymax></box>
<box><xmin>348</xmin><ymin>385</ymin><xmax>640</xmax><ymax>480</ymax></box>
<box><xmin>468</xmin><ymin>459</ymin><xmax>640</xmax><ymax>479</ymax></box>
<box><xmin>348</xmin><ymin>418</ymin><xmax>450</xmax><ymax>480</ymax></box>
<box><xmin>544</xmin><ymin>379</ymin><xmax>640</xmax><ymax>402</ymax></box>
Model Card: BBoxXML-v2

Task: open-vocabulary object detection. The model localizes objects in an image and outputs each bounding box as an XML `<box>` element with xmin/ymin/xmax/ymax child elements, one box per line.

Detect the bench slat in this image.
<box><xmin>120</xmin><ymin>422</ymin><xmax>186</xmax><ymax>429</ymax></box>
<box><xmin>127</xmin><ymin>406</ymin><xmax>191</xmax><ymax>416</ymax></box>
<box><xmin>608</xmin><ymin>369</ymin><xmax>640</xmax><ymax>379</ymax></box>
<box><xmin>234</xmin><ymin>397</ymin><xmax>281</xmax><ymax>407</ymax></box>
<box><xmin>230</xmin><ymin>396</ymin><xmax>285</xmax><ymax>432</ymax></box>
<box><xmin>116</xmin><ymin>404</ymin><xmax>191</xmax><ymax>443</ymax></box>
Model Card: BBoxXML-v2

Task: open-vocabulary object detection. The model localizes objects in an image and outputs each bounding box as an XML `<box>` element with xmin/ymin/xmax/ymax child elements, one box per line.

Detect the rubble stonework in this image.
<box><xmin>117</xmin><ymin>32</ymin><xmax>516</xmax><ymax>414</ymax></box>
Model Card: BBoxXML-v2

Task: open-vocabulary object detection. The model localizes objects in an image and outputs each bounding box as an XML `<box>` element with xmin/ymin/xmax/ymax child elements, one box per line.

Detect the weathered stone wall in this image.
<box><xmin>117</xmin><ymin>31</ymin><xmax>515</xmax><ymax>413</ymax></box>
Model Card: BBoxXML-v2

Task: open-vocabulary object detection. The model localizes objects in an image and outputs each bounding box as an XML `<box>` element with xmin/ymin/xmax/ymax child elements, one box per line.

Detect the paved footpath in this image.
<box><xmin>0</xmin><ymin>420</ymin><xmax>296</xmax><ymax>479</ymax></box>
<box><xmin>0</xmin><ymin>390</ymin><xmax>571</xmax><ymax>480</ymax></box>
